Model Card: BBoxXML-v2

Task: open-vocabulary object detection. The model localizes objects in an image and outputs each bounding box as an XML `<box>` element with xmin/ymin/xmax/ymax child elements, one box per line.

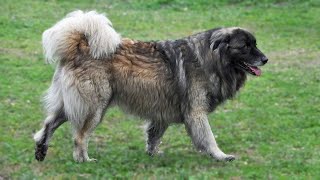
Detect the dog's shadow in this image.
<box><xmin>89</xmin><ymin>143</ymin><xmax>231</xmax><ymax>174</ymax></box>
<box><xmin>39</xmin><ymin>123</ymin><xmax>234</xmax><ymax>177</ymax></box>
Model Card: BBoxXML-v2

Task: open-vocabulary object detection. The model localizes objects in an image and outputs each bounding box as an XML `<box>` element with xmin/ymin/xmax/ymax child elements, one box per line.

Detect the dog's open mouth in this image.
<box><xmin>237</xmin><ymin>62</ymin><xmax>261</xmax><ymax>76</ymax></box>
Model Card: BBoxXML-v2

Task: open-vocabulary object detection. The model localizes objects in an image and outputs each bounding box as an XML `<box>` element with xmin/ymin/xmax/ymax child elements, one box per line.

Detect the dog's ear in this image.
<box><xmin>210</xmin><ymin>29</ymin><xmax>231</xmax><ymax>50</ymax></box>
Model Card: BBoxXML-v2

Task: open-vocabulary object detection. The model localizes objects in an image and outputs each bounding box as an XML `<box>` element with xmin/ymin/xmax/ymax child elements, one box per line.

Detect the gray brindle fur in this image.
<box><xmin>34</xmin><ymin>11</ymin><xmax>268</xmax><ymax>162</ymax></box>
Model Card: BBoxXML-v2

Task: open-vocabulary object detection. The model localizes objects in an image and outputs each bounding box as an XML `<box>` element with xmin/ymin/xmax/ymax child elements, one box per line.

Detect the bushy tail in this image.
<box><xmin>42</xmin><ymin>10</ymin><xmax>121</xmax><ymax>64</ymax></box>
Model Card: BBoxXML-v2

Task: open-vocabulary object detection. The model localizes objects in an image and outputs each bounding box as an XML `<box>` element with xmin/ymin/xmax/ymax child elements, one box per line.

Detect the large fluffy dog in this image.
<box><xmin>34</xmin><ymin>10</ymin><xmax>268</xmax><ymax>162</ymax></box>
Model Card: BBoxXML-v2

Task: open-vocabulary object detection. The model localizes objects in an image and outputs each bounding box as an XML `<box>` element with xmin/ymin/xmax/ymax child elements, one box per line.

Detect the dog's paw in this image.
<box><xmin>35</xmin><ymin>144</ymin><xmax>48</xmax><ymax>161</ymax></box>
<box><xmin>224</xmin><ymin>154</ymin><xmax>235</xmax><ymax>162</ymax></box>
<box><xmin>146</xmin><ymin>150</ymin><xmax>164</xmax><ymax>157</ymax></box>
<box><xmin>210</xmin><ymin>153</ymin><xmax>236</xmax><ymax>162</ymax></box>
<box><xmin>87</xmin><ymin>158</ymin><xmax>98</xmax><ymax>162</ymax></box>
<box><xmin>73</xmin><ymin>152</ymin><xmax>97</xmax><ymax>163</ymax></box>
<box><xmin>146</xmin><ymin>150</ymin><xmax>156</xmax><ymax>157</ymax></box>
<box><xmin>75</xmin><ymin>158</ymin><xmax>97</xmax><ymax>163</ymax></box>
<box><xmin>74</xmin><ymin>156</ymin><xmax>97</xmax><ymax>163</ymax></box>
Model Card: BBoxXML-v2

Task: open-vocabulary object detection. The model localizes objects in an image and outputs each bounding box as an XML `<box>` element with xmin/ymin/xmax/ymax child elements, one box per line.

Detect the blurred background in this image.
<box><xmin>0</xmin><ymin>0</ymin><xmax>319</xmax><ymax>179</ymax></box>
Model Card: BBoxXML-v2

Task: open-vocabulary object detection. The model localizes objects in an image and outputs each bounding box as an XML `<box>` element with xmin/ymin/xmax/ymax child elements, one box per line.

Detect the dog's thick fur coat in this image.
<box><xmin>34</xmin><ymin>10</ymin><xmax>268</xmax><ymax>162</ymax></box>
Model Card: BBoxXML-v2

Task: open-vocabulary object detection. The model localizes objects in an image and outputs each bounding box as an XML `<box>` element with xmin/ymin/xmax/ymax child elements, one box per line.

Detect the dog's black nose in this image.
<box><xmin>261</xmin><ymin>56</ymin><xmax>268</xmax><ymax>64</ymax></box>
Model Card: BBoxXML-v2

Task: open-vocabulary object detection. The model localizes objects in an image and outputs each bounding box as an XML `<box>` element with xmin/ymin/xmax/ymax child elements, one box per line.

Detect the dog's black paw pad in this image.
<box><xmin>35</xmin><ymin>144</ymin><xmax>48</xmax><ymax>161</ymax></box>
<box><xmin>225</xmin><ymin>155</ymin><xmax>235</xmax><ymax>162</ymax></box>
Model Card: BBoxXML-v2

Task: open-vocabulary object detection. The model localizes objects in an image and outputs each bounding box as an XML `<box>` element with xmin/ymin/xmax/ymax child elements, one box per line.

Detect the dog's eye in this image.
<box><xmin>241</xmin><ymin>44</ymin><xmax>250</xmax><ymax>50</ymax></box>
<box><xmin>237</xmin><ymin>45</ymin><xmax>247</xmax><ymax>49</ymax></box>
<box><xmin>245</xmin><ymin>43</ymin><xmax>252</xmax><ymax>49</ymax></box>
<box><xmin>229</xmin><ymin>44</ymin><xmax>249</xmax><ymax>50</ymax></box>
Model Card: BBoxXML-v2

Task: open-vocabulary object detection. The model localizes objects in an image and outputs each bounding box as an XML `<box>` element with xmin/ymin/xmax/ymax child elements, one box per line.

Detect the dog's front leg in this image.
<box><xmin>184</xmin><ymin>112</ymin><xmax>235</xmax><ymax>161</ymax></box>
<box><xmin>145</xmin><ymin>121</ymin><xmax>168</xmax><ymax>156</ymax></box>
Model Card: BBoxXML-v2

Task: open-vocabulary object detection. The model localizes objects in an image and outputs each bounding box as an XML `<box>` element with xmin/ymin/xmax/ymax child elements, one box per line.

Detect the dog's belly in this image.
<box><xmin>116</xmin><ymin>100</ymin><xmax>183</xmax><ymax>123</ymax></box>
<box><xmin>111</xmin><ymin>78</ymin><xmax>183</xmax><ymax>123</ymax></box>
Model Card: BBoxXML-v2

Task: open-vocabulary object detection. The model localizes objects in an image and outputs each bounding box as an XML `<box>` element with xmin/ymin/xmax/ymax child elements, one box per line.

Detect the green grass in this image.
<box><xmin>1</xmin><ymin>0</ymin><xmax>320</xmax><ymax>179</ymax></box>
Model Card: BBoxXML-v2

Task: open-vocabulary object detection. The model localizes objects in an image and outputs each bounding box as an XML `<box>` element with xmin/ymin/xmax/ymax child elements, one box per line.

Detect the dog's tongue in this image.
<box><xmin>249</xmin><ymin>66</ymin><xmax>261</xmax><ymax>76</ymax></box>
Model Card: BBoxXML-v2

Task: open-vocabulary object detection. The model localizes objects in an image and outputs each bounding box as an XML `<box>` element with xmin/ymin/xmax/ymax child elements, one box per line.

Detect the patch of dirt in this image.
<box><xmin>230</xmin><ymin>176</ymin><xmax>242</xmax><ymax>180</ymax></box>
<box><xmin>0</xmin><ymin>48</ymin><xmax>28</xmax><ymax>58</ymax></box>
<box><xmin>268</xmin><ymin>48</ymin><xmax>307</xmax><ymax>58</ymax></box>
<box><xmin>0</xmin><ymin>164</ymin><xmax>20</xmax><ymax>179</ymax></box>
<box><xmin>268</xmin><ymin>49</ymin><xmax>320</xmax><ymax>69</ymax></box>
<box><xmin>0</xmin><ymin>47</ymin><xmax>40</xmax><ymax>59</ymax></box>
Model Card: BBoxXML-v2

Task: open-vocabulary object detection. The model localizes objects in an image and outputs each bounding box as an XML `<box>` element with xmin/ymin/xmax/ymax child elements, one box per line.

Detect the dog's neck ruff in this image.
<box><xmin>210</xmin><ymin>68</ymin><xmax>247</xmax><ymax>110</ymax></box>
<box><xmin>156</xmin><ymin>32</ymin><xmax>247</xmax><ymax>112</ymax></box>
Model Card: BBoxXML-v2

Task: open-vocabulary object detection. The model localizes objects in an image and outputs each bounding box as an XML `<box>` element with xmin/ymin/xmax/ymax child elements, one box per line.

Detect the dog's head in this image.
<box><xmin>210</xmin><ymin>27</ymin><xmax>268</xmax><ymax>76</ymax></box>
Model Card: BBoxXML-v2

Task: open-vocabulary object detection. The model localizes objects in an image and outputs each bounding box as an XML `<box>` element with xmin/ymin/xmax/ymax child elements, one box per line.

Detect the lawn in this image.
<box><xmin>0</xmin><ymin>0</ymin><xmax>319</xmax><ymax>179</ymax></box>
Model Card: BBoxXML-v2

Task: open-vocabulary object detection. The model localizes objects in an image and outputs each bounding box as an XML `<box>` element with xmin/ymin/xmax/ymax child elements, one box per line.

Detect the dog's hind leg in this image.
<box><xmin>34</xmin><ymin>72</ymin><xmax>66</xmax><ymax>161</ymax></box>
<box><xmin>184</xmin><ymin>112</ymin><xmax>235</xmax><ymax>162</ymax></box>
<box><xmin>62</xmin><ymin>69</ymin><xmax>112</xmax><ymax>162</ymax></box>
<box><xmin>34</xmin><ymin>111</ymin><xmax>67</xmax><ymax>161</ymax></box>
<box><xmin>72</xmin><ymin>107</ymin><xmax>105</xmax><ymax>162</ymax></box>
<box><xmin>145</xmin><ymin>121</ymin><xmax>168</xmax><ymax>156</ymax></box>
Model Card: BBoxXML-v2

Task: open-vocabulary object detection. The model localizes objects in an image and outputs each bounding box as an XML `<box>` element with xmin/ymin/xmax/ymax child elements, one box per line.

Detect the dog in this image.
<box><xmin>34</xmin><ymin>10</ymin><xmax>268</xmax><ymax>162</ymax></box>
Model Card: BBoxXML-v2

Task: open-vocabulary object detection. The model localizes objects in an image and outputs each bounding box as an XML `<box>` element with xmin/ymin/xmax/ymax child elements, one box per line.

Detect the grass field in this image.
<box><xmin>1</xmin><ymin>0</ymin><xmax>320</xmax><ymax>179</ymax></box>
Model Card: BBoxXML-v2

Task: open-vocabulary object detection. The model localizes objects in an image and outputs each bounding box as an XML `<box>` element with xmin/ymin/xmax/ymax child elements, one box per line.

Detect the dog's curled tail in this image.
<box><xmin>42</xmin><ymin>10</ymin><xmax>121</xmax><ymax>64</ymax></box>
